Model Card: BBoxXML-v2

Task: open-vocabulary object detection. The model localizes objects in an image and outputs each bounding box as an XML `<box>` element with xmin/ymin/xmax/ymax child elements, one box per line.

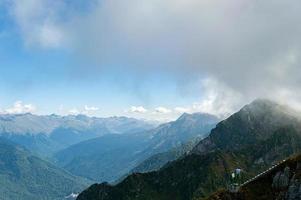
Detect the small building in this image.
<box><xmin>229</xmin><ymin>168</ymin><xmax>243</xmax><ymax>193</ymax></box>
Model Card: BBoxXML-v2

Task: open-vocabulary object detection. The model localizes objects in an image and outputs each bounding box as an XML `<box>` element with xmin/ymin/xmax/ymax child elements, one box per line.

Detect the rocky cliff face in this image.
<box><xmin>206</xmin><ymin>154</ymin><xmax>301</xmax><ymax>200</ymax></box>
<box><xmin>273</xmin><ymin>165</ymin><xmax>301</xmax><ymax>200</ymax></box>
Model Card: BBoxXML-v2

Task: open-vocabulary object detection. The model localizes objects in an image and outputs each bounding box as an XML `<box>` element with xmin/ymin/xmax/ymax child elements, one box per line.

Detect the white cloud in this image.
<box><xmin>84</xmin><ymin>105</ymin><xmax>99</xmax><ymax>112</ymax></box>
<box><xmin>69</xmin><ymin>0</ymin><xmax>301</xmax><ymax>113</ymax></box>
<box><xmin>172</xmin><ymin>78</ymin><xmax>243</xmax><ymax>117</ymax></box>
<box><xmin>4</xmin><ymin>101</ymin><xmax>37</xmax><ymax>114</ymax></box>
<box><xmin>38</xmin><ymin>22</ymin><xmax>64</xmax><ymax>48</ymax></box>
<box><xmin>5</xmin><ymin>0</ymin><xmax>301</xmax><ymax>114</ymax></box>
<box><xmin>154</xmin><ymin>107</ymin><xmax>172</xmax><ymax>114</ymax></box>
<box><xmin>8</xmin><ymin>0</ymin><xmax>65</xmax><ymax>48</ymax></box>
<box><xmin>68</xmin><ymin>108</ymin><xmax>80</xmax><ymax>115</ymax></box>
<box><xmin>83</xmin><ymin>105</ymin><xmax>99</xmax><ymax>115</ymax></box>
<box><xmin>128</xmin><ymin>106</ymin><xmax>148</xmax><ymax>113</ymax></box>
<box><xmin>67</xmin><ymin>105</ymin><xmax>100</xmax><ymax>116</ymax></box>
<box><xmin>174</xmin><ymin>107</ymin><xmax>190</xmax><ymax>114</ymax></box>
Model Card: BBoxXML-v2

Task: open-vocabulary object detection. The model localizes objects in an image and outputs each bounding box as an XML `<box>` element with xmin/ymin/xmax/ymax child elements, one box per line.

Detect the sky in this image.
<box><xmin>0</xmin><ymin>0</ymin><xmax>301</xmax><ymax>121</ymax></box>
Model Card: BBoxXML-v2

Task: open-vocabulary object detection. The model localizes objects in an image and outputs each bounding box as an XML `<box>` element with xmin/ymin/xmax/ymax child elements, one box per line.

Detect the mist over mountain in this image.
<box><xmin>192</xmin><ymin>99</ymin><xmax>301</xmax><ymax>154</ymax></box>
<box><xmin>77</xmin><ymin>99</ymin><xmax>301</xmax><ymax>200</ymax></box>
<box><xmin>54</xmin><ymin>113</ymin><xmax>219</xmax><ymax>182</ymax></box>
<box><xmin>0</xmin><ymin>113</ymin><xmax>156</xmax><ymax>156</ymax></box>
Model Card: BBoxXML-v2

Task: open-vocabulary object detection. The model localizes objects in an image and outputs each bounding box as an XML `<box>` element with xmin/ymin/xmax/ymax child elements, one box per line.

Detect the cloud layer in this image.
<box><xmin>5</xmin><ymin>0</ymin><xmax>301</xmax><ymax>115</ymax></box>
<box><xmin>154</xmin><ymin>107</ymin><xmax>172</xmax><ymax>114</ymax></box>
<box><xmin>128</xmin><ymin>106</ymin><xmax>148</xmax><ymax>114</ymax></box>
<box><xmin>67</xmin><ymin>105</ymin><xmax>100</xmax><ymax>116</ymax></box>
<box><xmin>7</xmin><ymin>0</ymin><xmax>66</xmax><ymax>48</ymax></box>
<box><xmin>2</xmin><ymin>101</ymin><xmax>36</xmax><ymax>114</ymax></box>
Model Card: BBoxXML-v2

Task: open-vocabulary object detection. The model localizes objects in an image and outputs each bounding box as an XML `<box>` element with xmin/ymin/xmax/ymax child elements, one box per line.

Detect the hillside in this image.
<box><xmin>77</xmin><ymin>99</ymin><xmax>301</xmax><ymax>200</ymax></box>
<box><xmin>55</xmin><ymin>113</ymin><xmax>218</xmax><ymax>182</ymax></box>
<box><xmin>54</xmin><ymin>132</ymin><xmax>151</xmax><ymax>182</ymax></box>
<box><xmin>0</xmin><ymin>138</ymin><xmax>91</xmax><ymax>200</ymax></box>
<box><xmin>131</xmin><ymin>136</ymin><xmax>202</xmax><ymax>174</ymax></box>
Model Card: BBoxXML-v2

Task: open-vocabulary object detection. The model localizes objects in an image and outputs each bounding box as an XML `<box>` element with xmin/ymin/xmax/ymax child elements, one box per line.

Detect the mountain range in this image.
<box><xmin>0</xmin><ymin>111</ymin><xmax>219</xmax><ymax>200</ymax></box>
<box><xmin>2</xmin><ymin>98</ymin><xmax>298</xmax><ymax>200</ymax></box>
<box><xmin>54</xmin><ymin>113</ymin><xmax>219</xmax><ymax>182</ymax></box>
<box><xmin>77</xmin><ymin>99</ymin><xmax>301</xmax><ymax>200</ymax></box>
<box><xmin>0</xmin><ymin>114</ymin><xmax>156</xmax><ymax>156</ymax></box>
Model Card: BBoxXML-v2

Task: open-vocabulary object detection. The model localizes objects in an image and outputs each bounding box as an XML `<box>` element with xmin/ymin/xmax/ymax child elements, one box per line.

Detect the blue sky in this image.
<box><xmin>0</xmin><ymin>37</ymin><xmax>195</xmax><ymax>120</ymax></box>
<box><xmin>0</xmin><ymin>0</ymin><xmax>205</xmax><ymax>120</ymax></box>
<box><xmin>1</xmin><ymin>0</ymin><xmax>301</xmax><ymax>120</ymax></box>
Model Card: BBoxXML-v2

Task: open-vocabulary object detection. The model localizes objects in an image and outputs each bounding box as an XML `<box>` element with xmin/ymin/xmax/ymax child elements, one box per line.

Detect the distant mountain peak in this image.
<box><xmin>193</xmin><ymin>99</ymin><xmax>301</xmax><ymax>155</ymax></box>
<box><xmin>177</xmin><ymin>112</ymin><xmax>218</xmax><ymax>121</ymax></box>
<box><xmin>178</xmin><ymin>112</ymin><xmax>189</xmax><ymax>119</ymax></box>
<box><xmin>240</xmin><ymin>98</ymin><xmax>300</xmax><ymax>119</ymax></box>
<box><xmin>243</xmin><ymin>98</ymin><xmax>280</xmax><ymax>110</ymax></box>
<box><xmin>250</xmin><ymin>98</ymin><xmax>276</xmax><ymax>104</ymax></box>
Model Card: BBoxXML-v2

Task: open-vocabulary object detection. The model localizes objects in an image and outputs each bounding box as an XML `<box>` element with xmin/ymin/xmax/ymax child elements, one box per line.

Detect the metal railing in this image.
<box><xmin>240</xmin><ymin>159</ymin><xmax>287</xmax><ymax>187</ymax></box>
